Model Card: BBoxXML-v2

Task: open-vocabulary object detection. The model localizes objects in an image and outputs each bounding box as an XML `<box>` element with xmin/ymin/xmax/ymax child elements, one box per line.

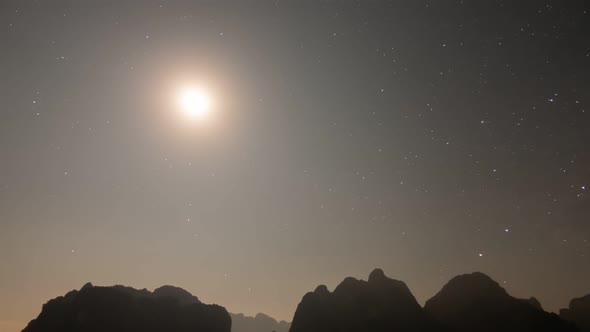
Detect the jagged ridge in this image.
<box><xmin>290</xmin><ymin>268</ymin><xmax>441</xmax><ymax>332</ymax></box>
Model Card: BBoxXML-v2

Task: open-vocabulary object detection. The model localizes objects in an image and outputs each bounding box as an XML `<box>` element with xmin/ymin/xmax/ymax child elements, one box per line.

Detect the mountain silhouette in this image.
<box><xmin>289</xmin><ymin>268</ymin><xmax>441</xmax><ymax>332</ymax></box>
<box><xmin>21</xmin><ymin>272</ymin><xmax>582</xmax><ymax>332</ymax></box>
<box><xmin>152</xmin><ymin>285</ymin><xmax>200</xmax><ymax>305</ymax></box>
<box><xmin>22</xmin><ymin>283</ymin><xmax>230</xmax><ymax>332</ymax></box>
<box><xmin>527</xmin><ymin>297</ymin><xmax>543</xmax><ymax>310</ymax></box>
<box><xmin>230</xmin><ymin>312</ymin><xmax>290</xmax><ymax>332</ymax></box>
<box><xmin>424</xmin><ymin>272</ymin><xmax>577</xmax><ymax>332</ymax></box>
<box><xmin>561</xmin><ymin>294</ymin><xmax>590</xmax><ymax>332</ymax></box>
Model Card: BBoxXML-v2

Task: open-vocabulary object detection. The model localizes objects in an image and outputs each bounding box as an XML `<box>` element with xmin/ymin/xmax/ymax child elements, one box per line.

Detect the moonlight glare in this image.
<box><xmin>178</xmin><ymin>86</ymin><xmax>211</xmax><ymax>119</ymax></box>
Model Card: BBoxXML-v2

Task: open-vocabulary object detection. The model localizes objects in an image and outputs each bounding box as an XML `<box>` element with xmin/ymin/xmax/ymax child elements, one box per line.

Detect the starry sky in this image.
<box><xmin>1</xmin><ymin>1</ymin><xmax>589</xmax><ymax>331</ymax></box>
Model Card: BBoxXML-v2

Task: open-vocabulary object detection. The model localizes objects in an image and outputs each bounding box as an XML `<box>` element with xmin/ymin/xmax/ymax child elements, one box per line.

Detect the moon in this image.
<box><xmin>177</xmin><ymin>86</ymin><xmax>211</xmax><ymax>119</ymax></box>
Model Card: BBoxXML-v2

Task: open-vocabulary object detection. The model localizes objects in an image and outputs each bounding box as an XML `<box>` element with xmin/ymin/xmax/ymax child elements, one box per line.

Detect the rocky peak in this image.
<box><xmin>290</xmin><ymin>268</ymin><xmax>439</xmax><ymax>332</ymax></box>
<box><xmin>560</xmin><ymin>294</ymin><xmax>590</xmax><ymax>332</ymax></box>
<box><xmin>313</xmin><ymin>285</ymin><xmax>329</xmax><ymax>296</ymax></box>
<box><xmin>153</xmin><ymin>285</ymin><xmax>200</xmax><ymax>305</ymax></box>
<box><xmin>368</xmin><ymin>268</ymin><xmax>386</xmax><ymax>282</ymax></box>
<box><xmin>425</xmin><ymin>272</ymin><xmax>576</xmax><ymax>332</ymax></box>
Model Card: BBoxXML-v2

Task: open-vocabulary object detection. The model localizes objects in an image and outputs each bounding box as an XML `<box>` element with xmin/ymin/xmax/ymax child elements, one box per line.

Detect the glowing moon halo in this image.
<box><xmin>177</xmin><ymin>86</ymin><xmax>211</xmax><ymax>119</ymax></box>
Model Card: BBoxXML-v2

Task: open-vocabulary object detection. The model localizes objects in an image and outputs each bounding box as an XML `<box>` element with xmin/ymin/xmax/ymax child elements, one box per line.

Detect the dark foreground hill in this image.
<box><xmin>289</xmin><ymin>268</ymin><xmax>442</xmax><ymax>332</ymax></box>
<box><xmin>290</xmin><ymin>269</ymin><xmax>578</xmax><ymax>332</ymax></box>
<box><xmin>22</xmin><ymin>283</ymin><xmax>230</xmax><ymax>332</ymax></box>
<box><xmin>561</xmin><ymin>295</ymin><xmax>590</xmax><ymax>332</ymax></box>
<box><xmin>230</xmin><ymin>312</ymin><xmax>290</xmax><ymax>332</ymax></box>
<box><xmin>424</xmin><ymin>272</ymin><xmax>577</xmax><ymax>332</ymax></box>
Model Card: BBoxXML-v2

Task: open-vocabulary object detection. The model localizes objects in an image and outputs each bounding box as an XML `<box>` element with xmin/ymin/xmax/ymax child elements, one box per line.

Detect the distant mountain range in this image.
<box><xmin>230</xmin><ymin>312</ymin><xmax>290</xmax><ymax>332</ymax></box>
<box><xmin>22</xmin><ymin>270</ymin><xmax>589</xmax><ymax>332</ymax></box>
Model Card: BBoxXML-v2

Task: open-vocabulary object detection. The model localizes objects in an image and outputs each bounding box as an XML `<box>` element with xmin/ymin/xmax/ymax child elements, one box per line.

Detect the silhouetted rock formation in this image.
<box><xmin>153</xmin><ymin>285</ymin><xmax>200</xmax><ymax>305</ymax></box>
<box><xmin>527</xmin><ymin>297</ymin><xmax>543</xmax><ymax>310</ymax></box>
<box><xmin>230</xmin><ymin>312</ymin><xmax>290</xmax><ymax>332</ymax></box>
<box><xmin>289</xmin><ymin>268</ymin><xmax>441</xmax><ymax>332</ymax></box>
<box><xmin>22</xmin><ymin>272</ymin><xmax>582</xmax><ymax>332</ymax></box>
<box><xmin>22</xmin><ymin>283</ymin><xmax>230</xmax><ymax>332</ymax></box>
<box><xmin>424</xmin><ymin>272</ymin><xmax>577</xmax><ymax>332</ymax></box>
<box><xmin>561</xmin><ymin>295</ymin><xmax>590</xmax><ymax>332</ymax></box>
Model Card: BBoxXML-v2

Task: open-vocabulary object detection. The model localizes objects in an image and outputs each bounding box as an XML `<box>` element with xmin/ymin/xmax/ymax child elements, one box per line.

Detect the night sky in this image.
<box><xmin>1</xmin><ymin>1</ymin><xmax>589</xmax><ymax>331</ymax></box>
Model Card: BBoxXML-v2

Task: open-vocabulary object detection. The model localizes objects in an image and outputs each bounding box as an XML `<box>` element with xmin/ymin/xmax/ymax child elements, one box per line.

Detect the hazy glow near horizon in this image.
<box><xmin>178</xmin><ymin>86</ymin><xmax>211</xmax><ymax>119</ymax></box>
